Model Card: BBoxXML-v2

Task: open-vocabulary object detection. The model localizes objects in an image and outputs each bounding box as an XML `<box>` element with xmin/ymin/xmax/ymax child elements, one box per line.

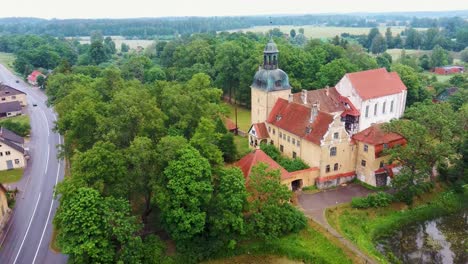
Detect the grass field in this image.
<box><xmin>75</xmin><ymin>36</ymin><xmax>155</xmax><ymax>50</ymax></box>
<box><xmin>228</xmin><ymin>26</ymin><xmax>418</xmax><ymax>39</ymax></box>
<box><xmin>0</xmin><ymin>52</ymin><xmax>16</xmax><ymax>72</ymax></box>
<box><xmin>0</xmin><ymin>168</ymin><xmax>24</xmax><ymax>183</ymax></box>
<box><xmin>326</xmin><ymin>187</ymin><xmax>467</xmax><ymax>263</ymax></box>
<box><xmin>0</xmin><ymin>115</ymin><xmax>31</xmax><ymax>137</ymax></box>
<box><xmin>234</xmin><ymin>135</ymin><xmax>251</xmax><ymax>159</ymax></box>
<box><xmin>224</xmin><ymin>103</ymin><xmax>251</xmax><ymax>132</ymax></box>
<box><xmin>207</xmin><ymin>220</ymin><xmax>356</xmax><ymax>264</ymax></box>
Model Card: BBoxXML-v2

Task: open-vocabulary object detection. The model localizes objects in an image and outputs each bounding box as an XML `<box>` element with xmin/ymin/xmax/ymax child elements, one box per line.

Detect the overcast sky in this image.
<box><xmin>2</xmin><ymin>0</ymin><xmax>468</xmax><ymax>19</ymax></box>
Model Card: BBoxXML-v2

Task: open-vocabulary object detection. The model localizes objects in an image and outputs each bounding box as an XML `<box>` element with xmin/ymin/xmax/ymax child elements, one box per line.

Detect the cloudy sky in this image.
<box><xmin>2</xmin><ymin>0</ymin><xmax>468</xmax><ymax>19</ymax></box>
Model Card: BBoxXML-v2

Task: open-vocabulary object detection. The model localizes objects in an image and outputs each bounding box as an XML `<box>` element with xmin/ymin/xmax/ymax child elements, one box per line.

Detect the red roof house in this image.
<box><xmin>235</xmin><ymin>149</ymin><xmax>291</xmax><ymax>181</ymax></box>
<box><xmin>27</xmin><ymin>70</ymin><xmax>46</xmax><ymax>86</ymax></box>
<box><xmin>433</xmin><ymin>66</ymin><xmax>464</xmax><ymax>75</ymax></box>
<box><xmin>353</xmin><ymin>124</ymin><xmax>406</xmax><ymax>158</ymax></box>
<box><xmin>345</xmin><ymin>68</ymin><xmax>407</xmax><ymax>100</ymax></box>
<box><xmin>267</xmin><ymin>98</ymin><xmax>334</xmax><ymax>145</ymax></box>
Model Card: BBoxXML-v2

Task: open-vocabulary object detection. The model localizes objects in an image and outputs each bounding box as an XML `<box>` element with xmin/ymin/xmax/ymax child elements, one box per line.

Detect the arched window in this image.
<box><xmin>330</xmin><ymin>147</ymin><xmax>337</xmax><ymax>157</ymax></box>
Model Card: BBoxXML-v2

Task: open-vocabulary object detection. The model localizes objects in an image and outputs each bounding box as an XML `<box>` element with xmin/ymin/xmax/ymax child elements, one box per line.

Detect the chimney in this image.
<box><xmin>301</xmin><ymin>89</ymin><xmax>307</xmax><ymax>104</ymax></box>
<box><xmin>288</xmin><ymin>93</ymin><xmax>293</xmax><ymax>103</ymax></box>
<box><xmin>310</xmin><ymin>101</ymin><xmax>319</xmax><ymax>123</ymax></box>
<box><xmin>325</xmin><ymin>85</ymin><xmax>329</xmax><ymax>96</ymax></box>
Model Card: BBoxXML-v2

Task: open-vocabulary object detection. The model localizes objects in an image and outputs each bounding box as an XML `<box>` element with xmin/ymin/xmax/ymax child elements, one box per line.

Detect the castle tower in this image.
<box><xmin>251</xmin><ymin>38</ymin><xmax>291</xmax><ymax>124</ymax></box>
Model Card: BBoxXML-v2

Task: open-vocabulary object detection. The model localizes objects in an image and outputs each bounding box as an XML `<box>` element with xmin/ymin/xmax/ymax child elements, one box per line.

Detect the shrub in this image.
<box><xmin>351</xmin><ymin>192</ymin><xmax>393</xmax><ymax>209</ymax></box>
<box><xmin>260</xmin><ymin>143</ymin><xmax>309</xmax><ymax>172</ymax></box>
<box><xmin>0</xmin><ymin>119</ymin><xmax>31</xmax><ymax>137</ymax></box>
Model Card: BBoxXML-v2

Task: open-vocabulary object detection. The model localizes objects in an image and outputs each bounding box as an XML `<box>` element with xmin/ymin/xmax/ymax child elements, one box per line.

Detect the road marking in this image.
<box><xmin>13</xmin><ymin>192</ymin><xmax>42</xmax><ymax>264</ymax></box>
<box><xmin>40</xmin><ymin>110</ymin><xmax>49</xmax><ymax>138</ymax></box>
<box><xmin>44</xmin><ymin>145</ymin><xmax>50</xmax><ymax>175</ymax></box>
<box><xmin>32</xmin><ymin>162</ymin><xmax>61</xmax><ymax>264</ymax></box>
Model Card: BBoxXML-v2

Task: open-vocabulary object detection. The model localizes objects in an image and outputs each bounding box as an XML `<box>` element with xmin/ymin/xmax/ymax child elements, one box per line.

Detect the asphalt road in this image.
<box><xmin>0</xmin><ymin>64</ymin><xmax>67</xmax><ymax>264</ymax></box>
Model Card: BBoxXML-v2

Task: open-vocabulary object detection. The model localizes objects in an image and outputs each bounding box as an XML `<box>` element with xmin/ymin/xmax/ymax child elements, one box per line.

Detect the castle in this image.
<box><xmin>244</xmin><ymin>39</ymin><xmax>407</xmax><ymax>189</ymax></box>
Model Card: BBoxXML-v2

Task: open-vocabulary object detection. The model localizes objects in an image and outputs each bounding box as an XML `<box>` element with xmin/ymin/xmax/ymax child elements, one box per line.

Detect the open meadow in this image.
<box><xmin>227</xmin><ymin>25</ymin><xmax>419</xmax><ymax>39</ymax></box>
<box><xmin>73</xmin><ymin>36</ymin><xmax>155</xmax><ymax>50</ymax></box>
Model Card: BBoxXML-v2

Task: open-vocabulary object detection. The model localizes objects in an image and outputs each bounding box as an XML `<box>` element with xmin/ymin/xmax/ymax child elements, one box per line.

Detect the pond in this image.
<box><xmin>376</xmin><ymin>211</ymin><xmax>468</xmax><ymax>264</ymax></box>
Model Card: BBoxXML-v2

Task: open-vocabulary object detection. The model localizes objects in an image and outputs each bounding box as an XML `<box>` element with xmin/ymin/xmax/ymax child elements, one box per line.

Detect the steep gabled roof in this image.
<box><xmin>250</xmin><ymin>123</ymin><xmax>269</xmax><ymax>139</ymax></box>
<box><xmin>345</xmin><ymin>68</ymin><xmax>407</xmax><ymax>100</ymax></box>
<box><xmin>0</xmin><ymin>101</ymin><xmax>21</xmax><ymax>114</ymax></box>
<box><xmin>0</xmin><ymin>84</ymin><xmax>25</xmax><ymax>97</ymax></box>
<box><xmin>267</xmin><ymin>98</ymin><xmax>334</xmax><ymax>145</ymax></box>
<box><xmin>0</xmin><ymin>127</ymin><xmax>24</xmax><ymax>144</ymax></box>
<box><xmin>224</xmin><ymin>118</ymin><xmax>237</xmax><ymax>131</ymax></box>
<box><xmin>27</xmin><ymin>70</ymin><xmax>45</xmax><ymax>82</ymax></box>
<box><xmin>235</xmin><ymin>149</ymin><xmax>290</xmax><ymax>180</ymax></box>
<box><xmin>292</xmin><ymin>87</ymin><xmax>345</xmax><ymax>113</ymax></box>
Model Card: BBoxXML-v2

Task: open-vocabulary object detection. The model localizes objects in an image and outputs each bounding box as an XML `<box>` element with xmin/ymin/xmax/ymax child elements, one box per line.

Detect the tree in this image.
<box><xmin>214</xmin><ymin>41</ymin><xmax>243</xmax><ymax>99</ymax></box>
<box><xmin>126</xmin><ymin>137</ymin><xmax>158</xmax><ymax>225</ymax></box>
<box><xmin>316</xmin><ymin>58</ymin><xmax>358</xmax><ymax>87</ymax></box>
<box><xmin>70</xmin><ymin>141</ymin><xmax>128</xmax><ymax>197</ymax></box>
<box><xmin>190</xmin><ymin>117</ymin><xmax>223</xmax><ymax>166</ymax></box>
<box><xmin>430</xmin><ymin>45</ymin><xmax>449</xmax><ymax>67</ymax></box>
<box><xmin>392</xmin><ymin>64</ymin><xmax>428</xmax><ymax>106</ymax></box>
<box><xmin>460</xmin><ymin>47</ymin><xmax>468</xmax><ymax>63</ymax></box>
<box><xmin>207</xmin><ymin>167</ymin><xmax>247</xmax><ymax>250</ymax></box>
<box><xmin>121</xmin><ymin>43</ymin><xmax>130</xmax><ymax>52</ymax></box>
<box><xmin>385</xmin><ymin>27</ymin><xmax>393</xmax><ymax>48</ymax></box>
<box><xmin>144</xmin><ymin>66</ymin><xmax>166</xmax><ymax>83</ymax></box>
<box><xmin>245</xmin><ymin>163</ymin><xmax>307</xmax><ymax>240</ymax></box>
<box><xmin>290</xmin><ymin>29</ymin><xmax>296</xmax><ymax>38</ymax></box>
<box><xmin>36</xmin><ymin>75</ymin><xmax>46</xmax><ymax>89</ymax></box>
<box><xmin>104</xmin><ymin>36</ymin><xmax>116</xmax><ymax>55</ymax></box>
<box><xmin>54</xmin><ymin>187</ymin><xmax>141</xmax><ymax>263</ymax></box>
<box><xmin>370</xmin><ymin>33</ymin><xmax>387</xmax><ymax>54</ymax></box>
<box><xmin>404</xmin><ymin>28</ymin><xmax>422</xmax><ymax>49</ymax></box>
<box><xmin>366</xmin><ymin>28</ymin><xmax>380</xmax><ymax>49</ymax></box>
<box><xmin>298</xmin><ymin>28</ymin><xmax>305</xmax><ymax>35</ymax></box>
<box><xmin>89</xmin><ymin>40</ymin><xmax>108</xmax><ymax>65</ymax></box>
<box><xmin>159</xmin><ymin>146</ymin><xmax>213</xmax><ymax>242</ymax></box>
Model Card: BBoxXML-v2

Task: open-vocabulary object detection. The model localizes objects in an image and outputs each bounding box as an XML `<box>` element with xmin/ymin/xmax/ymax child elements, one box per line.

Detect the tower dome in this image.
<box><xmin>251</xmin><ymin>38</ymin><xmax>291</xmax><ymax>91</ymax></box>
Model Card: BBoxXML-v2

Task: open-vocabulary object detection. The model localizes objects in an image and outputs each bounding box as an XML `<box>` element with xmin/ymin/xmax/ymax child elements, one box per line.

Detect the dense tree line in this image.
<box><xmin>48</xmin><ymin>65</ymin><xmax>306</xmax><ymax>262</ymax></box>
<box><xmin>346</xmin><ymin>21</ymin><xmax>468</xmax><ymax>53</ymax></box>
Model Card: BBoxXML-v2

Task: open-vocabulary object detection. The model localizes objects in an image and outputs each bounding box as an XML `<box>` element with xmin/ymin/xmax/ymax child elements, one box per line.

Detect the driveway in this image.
<box><xmin>298</xmin><ymin>183</ymin><xmax>373</xmax><ymax>225</ymax></box>
<box><xmin>297</xmin><ymin>183</ymin><xmax>377</xmax><ymax>264</ymax></box>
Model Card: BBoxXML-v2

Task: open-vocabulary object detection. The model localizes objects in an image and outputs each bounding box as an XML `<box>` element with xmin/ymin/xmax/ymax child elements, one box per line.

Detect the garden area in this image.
<box><xmin>0</xmin><ymin>115</ymin><xmax>31</xmax><ymax>137</ymax></box>
<box><xmin>0</xmin><ymin>168</ymin><xmax>24</xmax><ymax>183</ymax></box>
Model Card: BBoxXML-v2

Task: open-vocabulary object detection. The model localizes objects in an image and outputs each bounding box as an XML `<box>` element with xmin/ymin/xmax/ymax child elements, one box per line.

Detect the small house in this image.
<box><xmin>27</xmin><ymin>70</ymin><xmax>46</xmax><ymax>86</ymax></box>
<box><xmin>433</xmin><ymin>66</ymin><xmax>464</xmax><ymax>75</ymax></box>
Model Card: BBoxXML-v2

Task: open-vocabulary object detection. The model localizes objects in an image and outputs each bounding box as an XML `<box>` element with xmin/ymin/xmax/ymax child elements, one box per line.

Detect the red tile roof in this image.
<box><xmin>345</xmin><ymin>68</ymin><xmax>407</xmax><ymax>100</ymax></box>
<box><xmin>352</xmin><ymin>123</ymin><xmax>405</xmax><ymax>146</ymax></box>
<box><xmin>27</xmin><ymin>70</ymin><xmax>45</xmax><ymax>82</ymax></box>
<box><xmin>267</xmin><ymin>98</ymin><xmax>334</xmax><ymax>145</ymax></box>
<box><xmin>235</xmin><ymin>149</ymin><xmax>291</xmax><ymax>181</ymax></box>
<box><xmin>251</xmin><ymin>123</ymin><xmax>269</xmax><ymax>139</ymax></box>
<box><xmin>292</xmin><ymin>87</ymin><xmax>345</xmax><ymax>113</ymax></box>
<box><xmin>224</xmin><ymin>118</ymin><xmax>237</xmax><ymax>131</ymax></box>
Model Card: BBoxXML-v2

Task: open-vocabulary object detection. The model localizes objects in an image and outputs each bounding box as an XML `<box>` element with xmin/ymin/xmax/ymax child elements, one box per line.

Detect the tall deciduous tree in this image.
<box><xmin>245</xmin><ymin>163</ymin><xmax>307</xmax><ymax>240</ymax></box>
<box><xmin>160</xmin><ymin>146</ymin><xmax>213</xmax><ymax>242</ymax></box>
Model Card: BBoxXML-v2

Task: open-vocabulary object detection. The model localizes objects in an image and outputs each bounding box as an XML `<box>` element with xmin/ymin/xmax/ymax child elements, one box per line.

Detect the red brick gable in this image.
<box><xmin>346</xmin><ymin>68</ymin><xmax>407</xmax><ymax>100</ymax></box>
<box><xmin>235</xmin><ymin>149</ymin><xmax>291</xmax><ymax>181</ymax></box>
<box><xmin>267</xmin><ymin>98</ymin><xmax>334</xmax><ymax>145</ymax></box>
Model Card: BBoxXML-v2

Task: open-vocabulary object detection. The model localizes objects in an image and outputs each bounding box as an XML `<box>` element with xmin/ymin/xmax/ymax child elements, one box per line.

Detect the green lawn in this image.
<box><xmin>0</xmin><ymin>115</ymin><xmax>31</xmax><ymax>137</ymax></box>
<box><xmin>421</xmin><ymin>71</ymin><xmax>453</xmax><ymax>83</ymax></box>
<box><xmin>207</xmin><ymin>220</ymin><xmax>355</xmax><ymax>264</ymax></box>
<box><xmin>326</xmin><ymin>187</ymin><xmax>467</xmax><ymax>263</ymax></box>
<box><xmin>227</xmin><ymin>26</ymin><xmax>418</xmax><ymax>39</ymax></box>
<box><xmin>0</xmin><ymin>168</ymin><xmax>24</xmax><ymax>183</ymax></box>
<box><xmin>234</xmin><ymin>135</ymin><xmax>251</xmax><ymax>159</ymax></box>
<box><xmin>0</xmin><ymin>52</ymin><xmax>16</xmax><ymax>72</ymax></box>
<box><xmin>223</xmin><ymin>103</ymin><xmax>251</xmax><ymax>132</ymax></box>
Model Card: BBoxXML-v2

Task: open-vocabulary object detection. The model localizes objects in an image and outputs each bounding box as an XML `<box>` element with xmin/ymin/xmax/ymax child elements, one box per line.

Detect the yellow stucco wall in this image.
<box><xmin>0</xmin><ymin>187</ymin><xmax>9</xmax><ymax>226</ymax></box>
<box><xmin>0</xmin><ymin>94</ymin><xmax>27</xmax><ymax>107</ymax></box>
<box><xmin>251</xmin><ymin>87</ymin><xmax>290</xmax><ymax>124</ymax></box>
<box><xmin>0</xmin><ymin>144</ymin><xmax>25</xmax><ymax>171</ymax></box>
<box><xmin>319</xmin><ymin>116</ymin><xmax>356</xmax><ymax>177</ymax></box>
<box><xmin>355</xmin><ymin>142</ymin><xmax>392</xmax><ymax>186</ymax></box>
<box><xmin>282</xmin><ymin>168</ymin><xmax>320</xmax><ymax>190</ymax></box>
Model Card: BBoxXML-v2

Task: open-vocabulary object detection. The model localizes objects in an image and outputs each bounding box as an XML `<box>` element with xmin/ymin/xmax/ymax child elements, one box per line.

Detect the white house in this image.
<box><xmin>335</xmin><ymin>68</ymin><xmax>407</xmax><ymax>132</ymax></box>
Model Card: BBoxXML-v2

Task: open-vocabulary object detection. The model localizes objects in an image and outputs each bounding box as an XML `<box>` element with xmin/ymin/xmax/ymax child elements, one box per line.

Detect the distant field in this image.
<box><xmin>227</xmin><ymin>25</ymin><xmax>419</xmax><ymax>39</ymax></box>
<box><xmin>0</xmin><ymin>52</ymin><xmax>16</xmax><ymax>72</ymax></box>
<box><xmin>72</xmin><ymin>36</ymin><xmax>155</xmax><ymax>50</ymax></box>
<box><xmin>386</xmin><ymin>48</ymin><xmax>432</xmax><ymax>61</ymax></box>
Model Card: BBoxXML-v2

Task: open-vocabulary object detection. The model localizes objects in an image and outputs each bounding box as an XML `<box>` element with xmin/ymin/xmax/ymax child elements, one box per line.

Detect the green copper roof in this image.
<box><xmin>252</xmin><ymin>69</ymin><xmax>291</xmax><ymax>91</ymax></box>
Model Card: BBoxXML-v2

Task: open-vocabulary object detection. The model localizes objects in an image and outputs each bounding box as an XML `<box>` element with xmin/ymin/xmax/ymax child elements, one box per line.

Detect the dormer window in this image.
<box><xmin>275</xmin><ymin>80</ymin><xmax>281</xmax><ymax>87</ymax></box>
<box><xmin>276</xmin><ymin>114</ymin><xmax>282</xmax><ymax>121</ymax></box>
<box><xmin>305</xmin><ymin>126</ymin><xmax>312</xmax><ymax>134</ymax></box>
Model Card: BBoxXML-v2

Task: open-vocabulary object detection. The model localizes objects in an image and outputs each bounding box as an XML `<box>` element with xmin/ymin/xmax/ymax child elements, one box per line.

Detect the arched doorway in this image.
<box><xmin>291</xmin><ymin>179</ymin><xmax>303</xmax><ymax>191</ymax></box>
